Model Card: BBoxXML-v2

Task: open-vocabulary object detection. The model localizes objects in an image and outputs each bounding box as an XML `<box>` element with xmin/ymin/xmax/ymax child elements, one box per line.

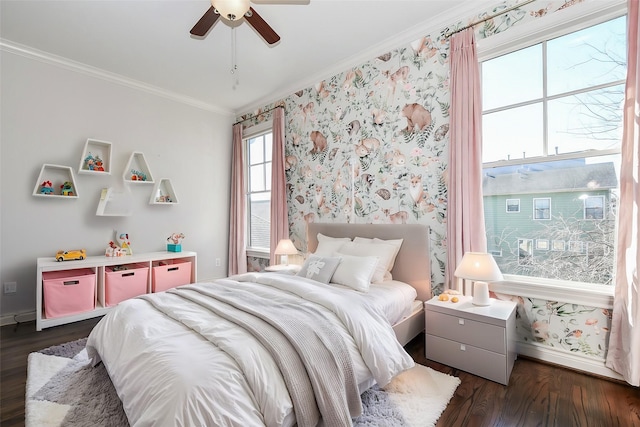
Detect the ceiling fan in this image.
<box><xmin>191</xmin><ymin>0</ymin><xmax>295</xmax><ymax>45</ymax></box>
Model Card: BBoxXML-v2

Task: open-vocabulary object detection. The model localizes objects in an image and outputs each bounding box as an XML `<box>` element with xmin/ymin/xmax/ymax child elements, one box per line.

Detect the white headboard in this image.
<box><xmin>306</xmin><ymin>223</ymin><xmax>432</xmax><ymax>301</ymax></box>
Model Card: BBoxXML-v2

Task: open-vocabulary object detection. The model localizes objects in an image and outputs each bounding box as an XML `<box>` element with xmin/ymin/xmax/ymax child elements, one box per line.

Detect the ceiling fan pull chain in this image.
<box><xmin>231</xmin><ymin>26</ymin><xmax>238</xmax><ymax>75</ymax></box>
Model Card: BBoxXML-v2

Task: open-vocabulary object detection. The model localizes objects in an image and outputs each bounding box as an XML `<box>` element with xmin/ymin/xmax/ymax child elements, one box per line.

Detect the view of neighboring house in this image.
<box><xmin>483</xmin><ymin>159</ymin><xmax>618</xmax><ymax>284</ymax></box>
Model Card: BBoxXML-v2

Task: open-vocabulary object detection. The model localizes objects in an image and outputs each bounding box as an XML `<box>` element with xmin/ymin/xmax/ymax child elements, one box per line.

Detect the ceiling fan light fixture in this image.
<box><xmin>211</xmin><ymin>0</ymin><xmax>250</xmax><ymax>21</ymax></box>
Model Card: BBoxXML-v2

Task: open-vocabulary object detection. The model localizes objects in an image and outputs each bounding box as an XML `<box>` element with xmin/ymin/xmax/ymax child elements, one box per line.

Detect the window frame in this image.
<box><xmin>506</xmin><ymin>198</ymin><xmax>520</xmax><ymax>213</ymax></box>
<box><xmin>244</xmin><ymin>122</ymin><xmax>273</xmax><ymax>257</ymax></box>
<box><xmin>533</xmin><ymin>198</ymin><xmax>551</xmax><ymax>220</ymax></box>
<box><xmin>536</xmin><ymin>239</ymin><xmax>549</xmax><ymax>250</ymax></box>
<box><xmin>476</xmin><ymin>0</ymin><xmax>626</xmax><ymax>303</ymax></box>
<box><xmin>583</xmin><ymin>195</ymin><xmax>605</xmax><ymax>220</ymax></box>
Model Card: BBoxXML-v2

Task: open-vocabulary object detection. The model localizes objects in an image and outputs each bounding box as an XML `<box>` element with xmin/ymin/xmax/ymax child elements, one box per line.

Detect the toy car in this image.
<box><xmin>56</xmin><ymin>249</ymin><xmax>87</xmax><ymax>262</ymax></box>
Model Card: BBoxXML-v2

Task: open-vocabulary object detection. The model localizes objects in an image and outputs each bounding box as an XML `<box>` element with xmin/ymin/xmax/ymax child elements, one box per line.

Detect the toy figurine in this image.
<box><xmin>167</xmin><ymin>233</ymin><xmax>185</xmax><ymax>245</ymax></box>
<box><xmin>117</xmin><ymin>231</ymin><xmax>133</xmax><ymax>255</ymax></box>
<box><xmin>94</xmin><ymin>156</ymin><xmax>105</xmax><ymax>172</ymax></box>
<box><xmin>105</xmin><ymin>241</ymin><xmax>126</xmax><ymax>257</ymax></box>
<box><xmin>83</xmin><ymin>153</ymin><xmax>95</xmax><ymax>170</ymax></box>
<box><xmin>167</xmin><ymin>232</ymin><xmax>185</xmax><ymax>252</ymax></box>
<box><xmin>130</xmin><ymin>169</ymin><xmax>147</xmax><ymax>181</ymax></box>
<box><xmin>39</xmin><ymin>180</ymin><xmax>54</xmax><ymax>195</ymax></box>
<box><xmin>60</xmin><ymin>181</ymin><xmax>74</xmax><ymax>196</ymax></box>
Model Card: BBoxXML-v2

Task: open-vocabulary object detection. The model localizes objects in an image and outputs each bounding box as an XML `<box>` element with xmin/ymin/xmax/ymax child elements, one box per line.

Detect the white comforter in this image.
<box><xmin>86</xmin><ymin>272</ymin><xmax>415</xmax><ymax>427</ymax></box>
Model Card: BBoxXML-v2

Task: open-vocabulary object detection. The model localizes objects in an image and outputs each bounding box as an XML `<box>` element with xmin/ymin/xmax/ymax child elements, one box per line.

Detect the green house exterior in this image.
<box><xmin>483</xmin><ymin>161</ymin><xmax>618</xmax><ymax>285</ymax></box>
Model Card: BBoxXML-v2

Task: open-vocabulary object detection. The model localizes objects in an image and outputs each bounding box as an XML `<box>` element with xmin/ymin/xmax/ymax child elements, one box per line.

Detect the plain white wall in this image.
<box><xmin>0</xmin><ymin>51</ymin><xmax>234</xmax><ymax>321</ymax></box>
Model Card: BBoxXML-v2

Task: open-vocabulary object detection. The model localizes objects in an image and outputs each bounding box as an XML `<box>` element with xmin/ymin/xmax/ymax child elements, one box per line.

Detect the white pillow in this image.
<box><xmin>296</xmin><ymin>256</ymin><xmax>341</xmax><ymax>284</ymax></box>
<box><xmin>331</xmin><ymin>253</ymin><xmax>378</xmax><ymax>292</ymax></box>
<box><xmin>353</xmin><ymin>237</ymin><xmax>404</xmax><ymax>279</ymax></box>
<box><xmin>337</xmin><ymin>241</ymin><xmax>397</xmax><ymax>283</ymax></box>
<box><xmin>313</xmin><ymin>233</ymin><xmax>352</xmax><ymax>257</ymax></box>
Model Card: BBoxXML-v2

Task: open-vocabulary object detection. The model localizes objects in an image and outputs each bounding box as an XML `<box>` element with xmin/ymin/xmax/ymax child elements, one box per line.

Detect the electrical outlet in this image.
<box><xmin>3</xmin><ymin>282</ymin><xmax>17</xmax><ymax>294</ymax></box>
<box><xmin>215</xmin><ymin>258</ymin><xmax>221</xmax><ymax>267</ymax></box>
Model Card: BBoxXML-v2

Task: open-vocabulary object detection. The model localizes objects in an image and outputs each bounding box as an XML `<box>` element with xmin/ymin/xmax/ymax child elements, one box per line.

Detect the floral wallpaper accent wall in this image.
<box><xmin>239</xmin><ymin>0</ymin><xmax>614</xmax><ymax>364</ymax></box>
<box><xmin>496</xmin><ymin>293</ymin><xmax>612</xmax><ymax>357</ymax></box>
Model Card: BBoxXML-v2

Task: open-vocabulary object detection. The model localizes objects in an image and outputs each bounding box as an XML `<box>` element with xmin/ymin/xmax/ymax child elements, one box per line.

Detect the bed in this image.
<box><xmin>86</xmin><ymin>223</ymin><xmax>431</xmax><ymax>427</ymax></box>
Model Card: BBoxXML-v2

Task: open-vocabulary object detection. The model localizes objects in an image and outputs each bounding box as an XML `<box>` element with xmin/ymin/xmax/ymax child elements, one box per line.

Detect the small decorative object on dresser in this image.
<box><xmin>167</xmin><ymin>232</ymin><xmax>185</xmax><ymax>252</ymax></box>
<box><xmin>116</xmin><ymin>231</ymin><xmax>133</xmax><ymax>255</ymax></box>
<box><xmin>55</xmin><ymin>249</ymin><xmax>87</xmax><ymax>262</ymax></box>
<box><xmin>425</xmin><ymin>295</ymin><xmax>517</xmax><ymax>385</ymax></box>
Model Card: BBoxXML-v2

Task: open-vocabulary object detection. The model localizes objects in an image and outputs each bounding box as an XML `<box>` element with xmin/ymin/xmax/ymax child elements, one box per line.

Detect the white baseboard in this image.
<box><xmin>1</xmin><ymin>311</ymin><xmax>36</xmax><ymax>327</ymax></box>
<box><xmin>517</xmin><ymin>340</ymin><xmax>623</xmax><ymax>381</ymax></box>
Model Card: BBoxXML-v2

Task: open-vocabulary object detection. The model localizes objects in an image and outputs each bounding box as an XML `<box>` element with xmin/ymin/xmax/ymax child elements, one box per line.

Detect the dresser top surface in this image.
<box><xmin>425</xmin><ymin>295</ymin><xmax>517</xmax><ymax>321</ymax></box>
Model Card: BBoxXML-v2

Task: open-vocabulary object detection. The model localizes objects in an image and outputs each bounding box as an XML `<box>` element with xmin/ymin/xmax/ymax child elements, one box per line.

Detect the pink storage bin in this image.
<box><xmin>105</xmin><ymin>263</ymin><xmax>149</xmax><ymax>307</ymax></box>
<box><xmin>152</xmin><ymin>259</ymin><xmax>192</xmax><ymax>292</ymax></box>
<box><xmin>43</xmin><ymin>268</ymin><xmax>96</xmax><ymax>319</ymax></box>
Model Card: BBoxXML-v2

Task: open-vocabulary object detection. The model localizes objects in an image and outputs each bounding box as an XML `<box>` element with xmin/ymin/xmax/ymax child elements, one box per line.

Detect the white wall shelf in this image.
<box><xmin>79</xmin><ymin>138</ymin><xmax>112</xmax><ymax>175</ymax></box>
<box><xmin>32</xmin><ymin>164</ymin><xmax>79</xmax><ymax>198</ymax></box>
<box><xmin>96</xmin><ymin>187</ymin><xmax>133</xmax><ymax>216</ymax></box>
<box><xmin>149</xmin><ymin>178</ymin><xmax>179</xmax><ymax>204</ymax></box>
<box><xmin>123</xmin><ymin>151</ymin><xmax>154</xmax><ymax>183</ymax></box>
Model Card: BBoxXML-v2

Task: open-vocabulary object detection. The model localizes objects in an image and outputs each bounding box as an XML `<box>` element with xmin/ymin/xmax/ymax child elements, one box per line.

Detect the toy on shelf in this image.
<box><xmin>129</xmin><ymin>169</ymin><xmax>147</xmax><ymax>181</ymax></box>
<box><xmin>117</xmin><ymin>231</ymin><xmax>133</xmax><ymax>255</ymax></box>
<box><xmin>94</xmin><ymin>156</ymin><xmax>105</xmax><ymax>171</ymax></box>
<box><xmin>82</xmin><ymin>153</ymin><xmax>106</xmax><ymax>172</ymax></box>
<box><xmin>60</xmin><ymin>181</ymin><xmax>75</xmax><ymax>196</ymax></box>
<box><xmin>55</xmin><ymin>249</ymin><xmax>87</xmax><ymax>262</ymax></box>
<box><xmin>167</xmin><ymin>232</ymin><xmax>185</xmax><ymax>252</ymax></box>
<box><xmin>105</xmin><ymin>241</ymin><xmax>127</xmax><ymax>257</ymax></box>
<box><xmin>39</xmin><ymin>180</ymin><xmax>54</xmax><ymax>195</ymax></box>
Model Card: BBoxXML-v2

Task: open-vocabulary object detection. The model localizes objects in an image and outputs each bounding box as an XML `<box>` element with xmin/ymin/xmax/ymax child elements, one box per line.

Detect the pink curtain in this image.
<box><xmin>605</xmin><ymin>0</ymin><xmax>639</xmax><ymax>386</ymax></box>
<box><xmin>269</xmin><ymin>107</ymin><xmax>290</xmax><ymax>265</ymax></box>
<box><xmin>446</xmin><ymin>28</ymin><xmax>488</xmax><ymax>291</ymax></box>
<box><xmin>228</xmin><ymin>123</ymin><xmax>247</xmax><ymax>275</ymax></box>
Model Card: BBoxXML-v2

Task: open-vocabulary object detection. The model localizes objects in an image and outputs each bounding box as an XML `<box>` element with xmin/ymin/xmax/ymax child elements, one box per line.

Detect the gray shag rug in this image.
<box><xmin>26</xmin><ymin>338</ymin><xmax>460</xmax><ymax>427</ymax></box>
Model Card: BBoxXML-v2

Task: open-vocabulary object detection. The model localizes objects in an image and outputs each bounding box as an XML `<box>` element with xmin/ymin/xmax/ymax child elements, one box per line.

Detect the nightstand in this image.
<box><xmin>424</xmin><ymin>295</ymin><xmax>517</xmax><ymax>385</ymax></box>
<box><xmin>264</xmin><ymin>264</ymin><xmax>301</xmax><ymax>274</ymax></box>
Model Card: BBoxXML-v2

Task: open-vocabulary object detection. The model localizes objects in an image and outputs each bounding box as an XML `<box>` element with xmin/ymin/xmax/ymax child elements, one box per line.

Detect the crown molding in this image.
<box><xmin>0</xmin><ymin>38</ymin><xmax>234</xmax><ymax>117</ymax></box>
<box><xmin>235</xmin><ymin>0</ymin><xmax>498</xmax><ymax>115</ymax></box>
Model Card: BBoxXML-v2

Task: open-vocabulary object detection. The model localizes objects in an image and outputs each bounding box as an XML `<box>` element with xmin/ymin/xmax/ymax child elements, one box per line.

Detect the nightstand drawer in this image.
<box><xmin>425</xmin><ymin>334</ymin><xmax>509</xmax><ymax>385</ymax></box>
<box><xmin>426</xmin><ymin>309</ymin><xmax>506</xmax><ymax>354</ymax></box>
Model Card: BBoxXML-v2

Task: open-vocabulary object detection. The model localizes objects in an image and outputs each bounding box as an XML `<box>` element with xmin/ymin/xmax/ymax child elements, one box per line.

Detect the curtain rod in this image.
<box><xmin>444</xmin><ymin>0</ymin><xmax>536</xmax><ymax>38</ymax></box>
<box><xmin>234</xmin><ymin>105</ymin><xmax>284</xmax><ymax>126</ymax></box>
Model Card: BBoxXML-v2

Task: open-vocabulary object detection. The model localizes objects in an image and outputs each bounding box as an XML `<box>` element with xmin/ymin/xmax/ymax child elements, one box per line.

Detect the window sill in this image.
<box><xmin>246</xmin><ymin>249</ymin><xmax>269</xmax><ymax>259</ymax></box>
<box><xmin>490</xmin><ymin>275</ymin><xmax>614</xmax><ymax>309</ymax></box>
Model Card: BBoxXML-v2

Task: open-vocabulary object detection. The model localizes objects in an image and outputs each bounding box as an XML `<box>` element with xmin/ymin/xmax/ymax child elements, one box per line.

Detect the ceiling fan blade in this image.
<box><xmin>245</xmin><ymin>7</ymin><xmax>280</xmax><ymax>45</ymax></box>
<box><xmin>251</xmin><ymin>0</ymin><xmax>309</xmax><ymax>3</ymax></box>
<box><xmin>190</xmin><ymin>6</ymin><xmax>220</xmax><ymax>37</ymax></box>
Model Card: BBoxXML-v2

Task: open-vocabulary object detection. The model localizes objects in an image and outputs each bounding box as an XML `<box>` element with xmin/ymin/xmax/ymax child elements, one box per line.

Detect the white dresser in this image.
<box><xmin>425</xmin><ymin>295</ymin><xmax>517</xmax><ymax>385</ymax></box>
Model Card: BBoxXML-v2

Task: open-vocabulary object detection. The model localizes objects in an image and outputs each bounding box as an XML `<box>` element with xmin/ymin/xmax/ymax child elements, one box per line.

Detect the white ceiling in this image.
<box><xmin>1</xmin><ymin>0</ymin><xmax>494</xmax><ymax>115</ymax></box>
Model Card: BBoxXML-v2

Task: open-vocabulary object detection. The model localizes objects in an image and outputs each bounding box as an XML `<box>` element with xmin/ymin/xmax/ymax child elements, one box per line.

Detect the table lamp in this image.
<box><xmin>274</xmin><ymin>239</ymin><xmax>298</xmax><ymax>266</ymax></box>
<box><xmin>454</xmin><ymin>252</ymin><xmax>503</xmax><ymax>306</ymax></box>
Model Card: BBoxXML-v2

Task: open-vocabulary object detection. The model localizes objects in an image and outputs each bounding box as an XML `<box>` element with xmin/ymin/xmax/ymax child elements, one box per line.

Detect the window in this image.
<box><xmin>246</xmin><ymin>129</ymin><xmax>273</xmax><ymax>252</ymax></box>
<box><xmin>480</xmin><ymin>9</ymin><xmax>626</xmax><ymax>287</ymax></box>
<box><xmin>584</xmin><ymin>195</ymin><xmax>605</xmax><ymax>219</ymax></box>
<box><xmin>506</xmin><ymin>199</ymin><xmax>520</xmax><ymax>213</ymax></box>
<box><xmin>518</xmin><ymin>239</ymin><xmax>533</xmax><ymax>265</ymax></box>
<box><xmin>568</xmin><ymin>241</ymin><xmax>585</xmax><ymax>253</ymax></box>
<box><xmin>536</xmin><ymin>239</ymin><xmax>549</xmax><ymax>250</ymax></box>
<box><xmin>533</xmin><ymin>198</ymin><xmax>551</xmax><ymax>220</ymax></box>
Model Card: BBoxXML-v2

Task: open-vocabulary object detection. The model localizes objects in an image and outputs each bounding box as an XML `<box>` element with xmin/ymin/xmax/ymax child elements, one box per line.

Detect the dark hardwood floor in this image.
<box><xmin>2</xmin><ymin>318</ymin><xmax>639</xmax><ymax>427</ymax></box>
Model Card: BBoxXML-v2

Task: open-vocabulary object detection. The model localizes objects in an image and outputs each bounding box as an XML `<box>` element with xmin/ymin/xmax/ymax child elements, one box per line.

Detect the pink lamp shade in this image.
<box><xmin>454</xmin><ymin>252</ymin><xmax>503</xmax><ymax>306</ymax></box>
<box><xmin>274</xmin><ymin>239</ymin><xmax>298</xmax><ymax>265</ymax></box>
